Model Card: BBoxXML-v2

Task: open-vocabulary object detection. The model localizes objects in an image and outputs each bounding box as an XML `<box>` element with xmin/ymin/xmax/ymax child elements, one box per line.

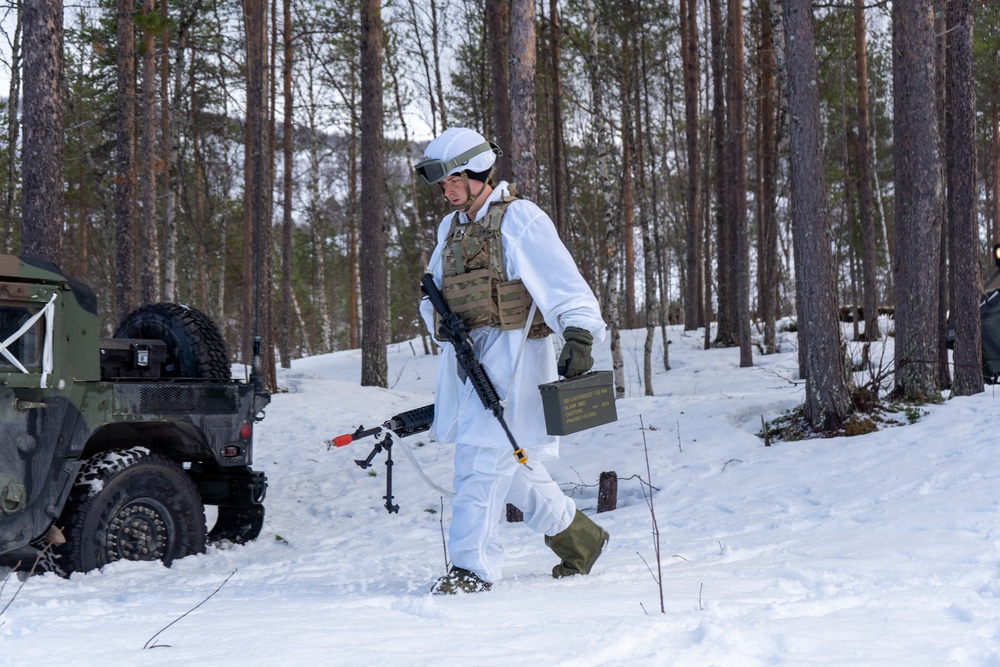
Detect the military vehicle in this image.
<box><xmin>979</xmin><ymin>244</ymin><xmax>1000</xmax><ymax>382</ymax></box>
<box><xmin>0</xmin><ymin>255</ymin><xmax>270</xmax><ymax>574</ymax></box>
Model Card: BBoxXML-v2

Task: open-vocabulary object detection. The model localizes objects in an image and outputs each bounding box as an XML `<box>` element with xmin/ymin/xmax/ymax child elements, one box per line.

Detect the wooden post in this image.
<box><xmin>597</xmin><ymin>471</ymin><xmax>618</xmax><ymax>513</ymax></box>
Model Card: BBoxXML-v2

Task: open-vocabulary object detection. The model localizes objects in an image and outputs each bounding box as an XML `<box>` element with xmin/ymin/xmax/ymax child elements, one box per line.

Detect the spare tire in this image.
<box><xmin>115</xmin><ymin>303</ymin><xmax>231</xmax><ymax>380</ymax></box>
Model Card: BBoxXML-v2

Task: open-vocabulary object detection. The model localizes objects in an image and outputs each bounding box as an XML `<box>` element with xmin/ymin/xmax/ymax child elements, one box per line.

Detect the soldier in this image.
<box><xmin>415</xmin><ymin>127</ymin><xmax>609</xmax><ymax>594</ymax></box>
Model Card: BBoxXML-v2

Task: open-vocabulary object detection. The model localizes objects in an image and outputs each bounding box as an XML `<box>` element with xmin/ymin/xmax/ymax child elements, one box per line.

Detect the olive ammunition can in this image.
<box><xmin>538</xmin><ymin>370</ymin><xmax>617</xmax><ymax>436</ymax></box>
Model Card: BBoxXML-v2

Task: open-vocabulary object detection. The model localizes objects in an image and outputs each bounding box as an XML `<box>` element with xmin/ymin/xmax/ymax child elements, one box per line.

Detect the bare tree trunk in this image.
<box><xmin>993</xmin><ymin>95</ymin><xmax>1000</xmax><ymax>245</ymax></box>
<box><xmin>429</xmin><ymin>0</ymin><xmax>446</xmax><ymax>133</ymax></box>
<box><xmin>704</xmin><ymin>0</ymin><xmax>715</xmax><ymax>352</ymax></box>
<box><xmin>3</xmin><ymin>2</ymin><xmax>21</xmax><ymax>254</ymax></box>
<box><xmin>488</xmin><ymin>0</ymin><xmax>512</xmax><ymax>182</ymax></box>
<box><xmin>681</xmin><ymin>0</ymin><xmax>702</xmax><ymax>331</ymax></box>
<box><xmin>637</xmin><ymin>30</ymin><xmax>656</xmax><ymax>395</ymax></box>
<box><xmin>758</xmin><ymin>0</ymin><xmax>778</xmax><ymax>354</ymax></box>
<box><xmin>191</xmin><ymin>101</ymin><xmax>210</xmax><ymax>311</ymax></box>
<box><xmin>993</xmin><ymin>93</ymin><xmax>1000</xmax><ymax>245</ymax></box>
<box><xmin>114</xmin><ymin>0</ymin><xmax>137</xmax><ymax>319</ymax></box>
<box><xmin>935</xmin><ymin>0</ymin><xmax>950</xmax><ymax>391</ymax></box>
<box><xmin>242</xmin><ymin>0</ymin><xmax>272</xmax><ymax>386</ymax></box>
<box><xmin>892</xmin><ymin>0</ymin><xmax>943</xmax><ymax>399</ymax></box>
<box><xmin>710</xmin><ymin>0</ymin><xmax>730</xmax><ymax>346</ymax></box>
<box><xmin>727</xmin><ymin>0</ymin><xmax>752</xmax><ymax>367</ymax></box>
<box><xmin>159</xmin><ymin>0</ymin><xmax>175</xmax><ymax>302</ymax></box>
<box><xmin>22</xmin><ymin>0</ymin><xmax>63</xmax><ymax>265</ymax></box>
<box><xmin>621</xmin><ymin>25</ymin><xmax>636</xmax><ymax>330</ymax></box>
<box><xmin>584</xmin><ymin>0</ymin><xmax>624</xmax><ymax>399</ymax></box>
<box><xmin>635</xmin><ymin>13</ymin><xmax>668</xmax><ymax>371</ymax></box>
<box><xmin>360</xmin><ymin>0</ymin><xmax>387</xmax><ymax>387</ymax></box>
<box><xmin>280</xmin><ymin>0</ymin><xmax>293</xmax><ymax>369</ymax></box>
<box><xmin>783</xmin><ymin>0</ymin><xmax>851</xmax><ymax>430</ymax></box>
<box><xmin>947</xmin><ymin>0</ymin><xmax>982</xmax><ymax>396</ymax></box>
<box><xmin>303</xmin><ymin>57</ymin><xmax>329</xmax><ymax>353</ymax></box>
<box><xmin>839</xmin><ymin>25</ymin><xmax>856</xmax><ymax>337</ymax></box>
<box><xmin>510</xmin><ymin>0</ymin><xmax>537</xmax><ymax>197</ymax></box>
<box><xmin>408</xmin><ymin>0</ymin><xmax>440</xmax><ymax>136</ymax></box>
<box><xmin>261</xmin><ymin>0</ymin><xmax>277</xmax><ymax>388</ymax></box>
<box><xmin>853</xmin><ymin>0</ymin><xmax>880</xmax><ymax>341</ymax></box>
<box><xmin>140</xmin><ymin>0</ymin><xmax>159</xmax><ymax>304</ymax></box>
<box><xmin>348</xmin><ymin>73</ymin><xmax>359</xmax><ymax>351</ymax></box>
<box><xmin>549</xmin><ymin>0</ymin><xmax>568</xmax><ymax>239</ymax></box>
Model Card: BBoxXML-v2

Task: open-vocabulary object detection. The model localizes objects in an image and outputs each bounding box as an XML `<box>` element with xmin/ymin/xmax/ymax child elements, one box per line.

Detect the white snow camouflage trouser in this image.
<box><xmin>448</xmin><ymin>443</ymin><xmax>576</xmax><ymax>583</ymax></box>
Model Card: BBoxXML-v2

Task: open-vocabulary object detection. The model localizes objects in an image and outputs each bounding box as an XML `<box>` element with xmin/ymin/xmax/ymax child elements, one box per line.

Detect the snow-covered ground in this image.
<box><xmin>3</xmin><ymin>324</ymin><xmax>1000</xmax><ymax>666</ymax></box>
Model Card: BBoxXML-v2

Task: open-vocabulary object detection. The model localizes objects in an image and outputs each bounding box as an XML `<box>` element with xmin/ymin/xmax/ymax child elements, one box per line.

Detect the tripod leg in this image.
<box><xmin>383</xmin><ymin>436</ymin><xmax>400</xmax><ymax>513</ymax></box>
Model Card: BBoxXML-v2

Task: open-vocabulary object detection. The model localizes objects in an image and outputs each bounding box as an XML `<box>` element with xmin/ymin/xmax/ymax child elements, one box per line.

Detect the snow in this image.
<box><xmin>3</xmin><ymin>325</ymin><xmax>1000</xmax><ymax>666</ymax></box>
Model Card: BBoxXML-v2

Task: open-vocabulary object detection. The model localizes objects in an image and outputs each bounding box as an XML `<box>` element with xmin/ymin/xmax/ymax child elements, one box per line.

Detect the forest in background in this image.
<box><xmin>2</xmin><ymin>0</ymin><xmax>998</xmax><ymax>429</ymax></box>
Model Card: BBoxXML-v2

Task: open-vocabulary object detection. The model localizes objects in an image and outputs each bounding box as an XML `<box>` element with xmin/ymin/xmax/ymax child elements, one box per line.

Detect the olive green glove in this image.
<box><xmin>557</xmin><ymin>327</ymin><xmax>594</xmax><ymax>378</ymax></box>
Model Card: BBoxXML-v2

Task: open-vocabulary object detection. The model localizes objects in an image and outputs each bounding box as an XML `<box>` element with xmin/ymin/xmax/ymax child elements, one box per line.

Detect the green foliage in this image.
<box><xmin>760</xmin><ymin>378</ymin><xmax>934</xmax><ymax>443</ymax></box>
<box><xmin>445</xmin><ymin>0</ymin><xmax>489</xmax><ymax>134</ymax></box>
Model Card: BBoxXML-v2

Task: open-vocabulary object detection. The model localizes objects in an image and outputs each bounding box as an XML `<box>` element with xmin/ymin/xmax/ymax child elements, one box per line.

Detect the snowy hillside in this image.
<box><xmin>3</xmin><ymin>325</ymin><xmax>1000</xmax><ymax>666</ymax></box>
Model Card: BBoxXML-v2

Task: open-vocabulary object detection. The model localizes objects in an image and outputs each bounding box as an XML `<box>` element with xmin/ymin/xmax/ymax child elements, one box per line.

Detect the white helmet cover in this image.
<box><xmin>415</xmin><ymin>127</ymin><xmax>500</xmax><ymax>185</ymax></box>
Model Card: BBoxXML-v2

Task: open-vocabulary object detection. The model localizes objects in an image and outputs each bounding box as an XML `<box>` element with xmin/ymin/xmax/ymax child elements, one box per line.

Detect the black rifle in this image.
<box><xmin>420</xmin><ymin>272</ymin><xmax>528</xmax><ymax>466</ymax></box>
<box><xmin>329</xmin><ymin>404</ymin><xmax>434</xmax><ymax>513</ymax></box>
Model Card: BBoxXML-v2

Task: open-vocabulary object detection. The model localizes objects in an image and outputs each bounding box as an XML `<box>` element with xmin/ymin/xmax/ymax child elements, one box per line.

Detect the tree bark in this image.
<box><xmin>360</xmin><ymin>0</ymin><xmax>387</xmax><ymax>387</ymax></box>
<box><xmin>935</xmin><ymin>0</ymin><xmax>950</xmax><ymax>390</ymax></box>
<box><xmin>710</xmin><ymin>0</ymin><xmax>730</xmax><ymax>346</ymax></box>
<box><xmin>429</xmin><ymin>0</ymin><xmax>446</xmax><ymax>133</ymax></box>
<box><xmin>348</xmin><ymin>73</ymin><xmax>359</xmax><ymax>351</ymax></box>
<box><xmin>488</xmin><ymin>0</ymin><xmax>512</xmax><ymax>182</ymax></box>
<box><xmin>548</xmin><ymin>0</ymin><xmax>568</xmax><ymax>239</ymax></box>
<box><xmin>114</xmin><ymin>0</ymin><xmax>137</xmax><ymax>320</ymax></box>
<box><xmin>725</xmin><ymin>0</ymin><xmax>752</xmax><ymax>366</ymax></box>
<box><xmin>21</xmin><ymin>0</ymin><xmax>63</xmax><ymax>265</ymax></box>
<box><xmin>946</xmin><ymin>0</ymin><xmax>982</xmax><ymax>396</ymax></box>
<box><xmin>242</xmin><ymin>0</ymin><xmax>276</xmax><ymax>390</ymax></box>
<box><xmin>853</xmin><ymin>0</ymin><xmax>880</xmax><ymax>341</ymax></box>
<box><xmin>3</xmin><ymin>3</ymin><xmax>21</xmax><ymax>254</ymax></box>
<box><xmin>510</xmin><ymin>0</ymin><xmax>537</xmax><ymax>197</ymax></box>
<box><xmin>782</xmin><ymin>0</ymin><xmax>852</xmax><ymax>430</ymax></box>
<box><xmin>758</xmin><ymin>0</ymin><xmax>778</xmax><ymax>354</ymax></box>
<box><xmin>584</xmin><ymin>0</ymin><xmax>624</xmax><ymax>399</ymax></box>
<box><xmin>280</xmin><ymin>0</ymin><xmax>293</xmax><ymax>369</ymax></box>
<box><xmin>159</xmin><ymin>0</ymin><xmax>175</xmax><ymax>303</ymax></box>
<box><xmin>621</xmin><ymin>22</ymin><xmax>636</xmax><ymax>330</ymax></box>
<box><xmin>681</xmin><ymin>0</ymin><xmax>703</xmax><ymax>331</ymax></box>
<box><xmin>892</xmin><ymin>0</ymin><xmax>943</xmax><ymax>400</ymax></box>
<box><xmin>140</xmin><ymin>0</ymin><xmax>159</xmax><ymax>304</ymax></box>
<box><xmin>993</xmin><ymin>94</ymin><xmax>1000</xmax><ymax>245</ymax></box>
<box><xmin>408</xmin><ymin>0</ymin><xmax>440</xmax><ymax>136</ymax></box>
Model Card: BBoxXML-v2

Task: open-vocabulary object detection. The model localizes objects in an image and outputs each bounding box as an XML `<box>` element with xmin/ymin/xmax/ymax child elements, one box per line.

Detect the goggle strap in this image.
<box><xmin>415</xmin><ymin>141</ymin><xmax>500</xmax><ymax>184</ymax></box>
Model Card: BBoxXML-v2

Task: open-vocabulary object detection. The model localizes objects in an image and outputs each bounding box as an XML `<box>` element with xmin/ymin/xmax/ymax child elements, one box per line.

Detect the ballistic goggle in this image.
<box><xmin>413</xmin><ymin>141</ymin><xmax>502</xmax><ymax>185</ymax></box>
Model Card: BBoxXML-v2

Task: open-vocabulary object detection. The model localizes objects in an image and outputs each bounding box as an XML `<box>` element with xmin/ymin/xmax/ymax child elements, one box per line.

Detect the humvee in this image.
<box><xmin>0</xmin><ymin>255</ymin><xmax>270</xmax><ymax>574</ymax></box>
<box><xmin>979</xmin><ymin>244</ymin><xmax>1000</xmax><ymax>382</ymax></box>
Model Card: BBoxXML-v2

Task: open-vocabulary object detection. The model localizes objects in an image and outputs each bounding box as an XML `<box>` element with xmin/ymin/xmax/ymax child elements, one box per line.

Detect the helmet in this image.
<box><xmin>414</xmin><ymin>128</ymin><xmax>501</xmax><ymax>185</ymax></box>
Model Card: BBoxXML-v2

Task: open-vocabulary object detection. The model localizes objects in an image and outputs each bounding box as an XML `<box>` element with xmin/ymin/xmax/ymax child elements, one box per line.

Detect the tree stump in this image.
<box><xmin>597</xmin><ymin>471</ymin><xmax>618</xmax><ymax>513</ymax></box>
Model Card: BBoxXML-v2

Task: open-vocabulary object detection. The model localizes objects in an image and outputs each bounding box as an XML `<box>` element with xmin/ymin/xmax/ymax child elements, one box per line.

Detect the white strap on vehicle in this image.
<box><xmin>0</xmin><ymin>292</ymin><xmax>57</xmax><ymax>388</ymax></box>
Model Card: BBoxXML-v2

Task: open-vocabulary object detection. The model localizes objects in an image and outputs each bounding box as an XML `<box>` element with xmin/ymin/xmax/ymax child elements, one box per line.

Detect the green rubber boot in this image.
<box><xmin>544</xmin><ymin>510</ymin><xmax>609</xmax><ymax>578</ymax></box>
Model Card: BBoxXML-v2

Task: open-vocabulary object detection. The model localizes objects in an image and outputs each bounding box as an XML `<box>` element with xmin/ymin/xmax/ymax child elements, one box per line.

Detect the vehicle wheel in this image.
<box><xmin>55</xmin><ymin>447</ymin><xmax>206</xmax><ymax>574</ymax></box>
<box><xmin>114</xmin><ymin>303</ymin><xmax>230</xmax><ymax>380</ymax></box>
<box><xmin>209</xmin><ymin>505</ymin><xmax>265</xmax><ymax>544</ymax></box>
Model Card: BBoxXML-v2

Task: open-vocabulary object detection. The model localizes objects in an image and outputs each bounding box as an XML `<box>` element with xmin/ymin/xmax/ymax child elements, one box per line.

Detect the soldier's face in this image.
<box><xmin>440</xmin><ymin>174</ymin><xmax>471</xmax><ymax>208</ymax></box>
